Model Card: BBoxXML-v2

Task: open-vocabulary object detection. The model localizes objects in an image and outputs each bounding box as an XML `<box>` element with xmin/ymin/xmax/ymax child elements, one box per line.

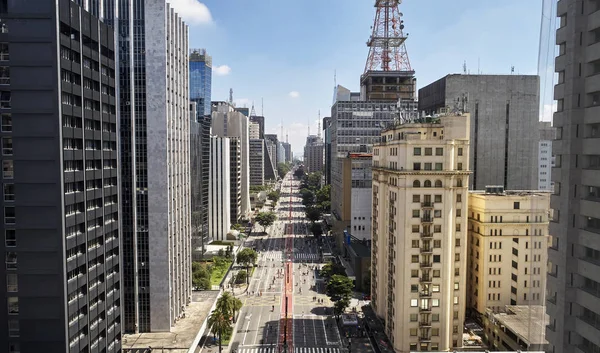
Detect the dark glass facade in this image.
<box><xmin>190</xmin><ymin>49</ymin><xmax>212</xmax><ymax>118</ymax></box>
<box><xmin>0</xmin><ymin>1</ymin><xmax>121</xmax><ymax>352</ymax></box>
<box><xmin>190</xmin><ymin>112</ymin><xmax>211</xmax><ymax>261</ymax></box>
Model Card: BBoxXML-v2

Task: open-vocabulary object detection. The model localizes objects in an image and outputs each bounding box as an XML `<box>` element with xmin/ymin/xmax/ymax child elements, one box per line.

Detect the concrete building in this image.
<box><xmin>546</xmin><ymin>2</ymin><xmax>600</xmax><ymax>353</ymax></box>
<box><xmin>212</xmin><ymin>102</ymin><xmax>251</xmax><ymax>220</ymax></box>
<box><xmin>419</xmin><ymin>74</ymin><xmax>540</xmax><ymax>191</ymax></box>
<box><xmin>229</xmin><ymin>137</ymin><xmax>242</xmax><ymax>224</ymax></box>
<box><xmin>209</xmin><ymin>136</ymin><xmax>231</xmax><ymax>241</ymax></box>
<box><xmin>277</xmin><ymin>140</ymin><xmax>285</xmax><ymax>165</ymax></box>
<box><xmin>337</xmin><ymin>153</ymin><xmax>373</xmax><ymax>242</ymax></box>
<box><xmin>0</xmin><ymin>1</ymin><xmax>122</xmax><ymax>351</ymax></box>
<box><xmin>538</xmin><ymin>121</ymin><xmax>555</xmax><ymax>192</ymax></box>
<box><xmin>372</xmin><ymin>113</ymin><xmax>471</xmax><ymax>352</ymax></box>
<box><xmin>263</xmin><ymin>139</ymin><xmax>277</xmax><ymax>181</ymax></box>
<box><xmin>249</xmin><ymin>121</ymin><xmax>260</xmax><ymax>139</ymax></box>
<box><xmin>116</xmin><ymin>0</ymin><xmax>191</xmax><ymax>333</ymax></box>
<box><xmin>482</xmin><ymin>306</ymin><xmax>548</xmax><ymax>352</ymax></box>
<box><xmin>249</xmin><ymin>115</ymin><xmax>265</xmax><ymax>139</ymax></box>
<box><xmin>467</xmin><ymin>190</ymin><xmax>550</xmax><ymax>316</ymax></box>
<box><xmin>304</xmin><ymin>135</ymin><xmax>324</xmax><ymax>174</ymax></box>
<box><xmin>189</xmin><ymin>49</ymin><xmax>212</xmax><ymax>117</ymax></box>
<box><xmin>323</xmin><ymin>116</ymin><xmax>333</xmax><ymax>184</ymax></box>
<box><xmin>249</xmin><ymin>139</ymin><xmax>265</xmax><ymax>186</ymax></box>
<box><xmin>282</xmin><ymin>141</ymin><xmax>292</xmax><ymax>164</ymax></box>
<box><xmin>190</xmin><ymin>103</ymin><xmax>211</xmax><ymax>260</ymax></box>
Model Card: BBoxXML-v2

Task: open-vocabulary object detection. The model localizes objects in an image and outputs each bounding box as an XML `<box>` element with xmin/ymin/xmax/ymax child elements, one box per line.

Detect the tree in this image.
<box><xmin>326</xmin><ymin>274</ymin><xmax>354</xmax><ymax>317</ymax></box>
<box><xmin>305</xmin><ymin>206</ymin><xmax>322</xmax><ymax>223</ymax></box>
<box><xmin>232</xmin><ymin>223</ymin><xmax>244</xmax><ymax>232</ymax></box>
<box><xmin>310</xmin><ymin>222</ymin><xmax>323</xmax><ymax>236</ymax></box>
<box><xmin>255</xmin><ymin>212</ymin><xmax>277</xmax><ymax>232</ymax></box>
<box><xmin>294</xmin><ymin>167</ymin><xmax>305</xmax><ymax>179</ymax></box>
<box><xmin>208</xmin><ymin>309</ymin><xmax>231</xmax><ymax>353</ymax></box>
<box><xmin>235</xmin><ymin>270</ymin><xmax>247</xmax><ymax>284</ymax></box>
<box><xmin>236</xmin><ymin>248</ymin><xmax>258</xmax><ymax>284</ymax></box>
<box><xmin>306</xmin><ymin>172</ymin><xmax>322</xmax><ymax>189</ymax></box>
<box><xmin>320</xmin><ymin>261</ymin><xmax>346</xmax><ymax>279</ymax></box>
<box><xmin>277</xmin><ymin>162</ymin><xmax>291</xmax><ymax>176</ymax></box>
<box><xmin>267</xmin><ymin>190</ymin><xmax>280</xmax><ymax>204</ymax></box>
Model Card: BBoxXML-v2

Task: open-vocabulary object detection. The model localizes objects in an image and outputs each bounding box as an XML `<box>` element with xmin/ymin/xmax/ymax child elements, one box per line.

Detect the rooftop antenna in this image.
<box><xmin>307</xmin><ymin>116</ymin><xmax>310</xmax><ymax>136</ymax></box>
<box><xmin>250</xmin><ymin>102</ymin><xmax>256</xmax><ymax>116</ymax></box>
<box><xmin>286</xmin><ymin>130</ymin><xmax>289</xmax><ymax>143</ymax></box>
<box><xmin>511</xmin><ymin>65</ymin><xmax>515</xmax><ymax>74</ymax></box>
<box><xmin>463</xmin><ymin>60</ymin><xmax>467</xmax><ymax>74</ymax></box>
<box><xmin>317</xmin><ymin>110</ymin><xmax>321</xmax><ymax>138</ymax></box>
<box><xmin>229</xmin><ymin>88</ymin><xmax>233</xmax><ymax>105</ymax></box>
<box><xmin>261</xmin><ymin>98</ymin><xmax>264</xmax><ymax>116</ymax></box>
<box><xmin>280</xmin><ymin>119</ymin><xmax>284</xmax><ymax>141</ymax></box>
<box><xmin>334</xmin><ymin>69</ymin><xmax>337</xmax><ymax>87</ymax></box>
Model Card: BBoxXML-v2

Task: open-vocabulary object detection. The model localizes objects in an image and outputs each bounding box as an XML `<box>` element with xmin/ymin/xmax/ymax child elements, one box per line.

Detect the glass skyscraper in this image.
<box><xmin>190</xmin><ymin>49</ymin><xmax>212</xmax><ymax>118</ymax></box>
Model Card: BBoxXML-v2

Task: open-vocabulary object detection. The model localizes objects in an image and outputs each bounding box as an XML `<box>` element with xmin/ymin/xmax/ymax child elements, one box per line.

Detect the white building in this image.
<box><xmin>304</xmin><ymin>135</ymin><xmax>324</xmax><ymax>173</ymax></box>
<box><xmin>249</xmin><ymin>121</ymin><xmax>260</xmax><ymax>139</ymax></box>
<box><xmin>372</xmin><ymin>113</ymin><xmax>471</xmax><ymax>352</ymax></box>
<box><xmin>209</xmin><ymin>136</ymin><xmax>232</xmax><ymax>240</ymax></box>
<box><xmin>212</xmin><ymin>102</ymin><xmax>251</xmax><ymax>219</ymax></box>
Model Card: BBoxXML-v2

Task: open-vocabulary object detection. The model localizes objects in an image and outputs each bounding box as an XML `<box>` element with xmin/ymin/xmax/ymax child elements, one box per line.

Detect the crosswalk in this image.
<box><xmin>263</xmin><ymin>252</ymin><xmax>283</xmax><ymax>261</ymax></box>
<box><xmin>236</xmin><ymin>347</ymin><xmax>340</xmax><ymax>353</ymax></box>
<box><xmin>294</xmin><ymin>253</ymin><xmax>320</xmax><ymax>261</ymax></box>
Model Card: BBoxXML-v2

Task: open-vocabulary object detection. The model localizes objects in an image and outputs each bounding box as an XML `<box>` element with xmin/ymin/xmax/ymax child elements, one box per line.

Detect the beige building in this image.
<box><xmin>372</xmin><ymin>113</ymin><xmax>471</xmax><ymax>352</ymax></box>
<box><xmin>467</xmin><ymin>190</ymin><xmax>550</xmax><ymax>315</ymax></box>
<box><xmin>249</xmin><ymin>121</ymin><xmax>260</xmax><ymax>139</ymax></box>
<box><xmin>482</xmin><ymin>305</ymin><xmax>548</xmax><ymax>352</ymax></box>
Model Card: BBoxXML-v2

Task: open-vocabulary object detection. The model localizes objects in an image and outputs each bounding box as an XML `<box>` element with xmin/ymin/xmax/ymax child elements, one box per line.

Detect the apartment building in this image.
<box><xmin>0</xmin><ymin>1</ymin><xmax>121</xmax><ymax>351</ymax></box>
<box><xmin>304</xmin><ymin>135</ymin><xmax>325</xmax><ymax>174</ymax></box>
<box><xmin>229</xmin><ymin>137</ymin><xmax>242</xmax><ymax>224</ymax></box>
<box><xmin>538</xmin><ymin>121</ymin><xmax>554</xmax><ymax>192</ymax></box>
<box><xmin>249</xmin><ymin>139</ymin><xmax>265</xmax><ymax>186</ymax></box>
<box><xmin>467</xmin><ymin>190</ymin><xmax>550</xmax><ymax>315</ymax></box>
<box><xmin>372</xmin><ymin>113</ymin><xmax>470</xmax><ymax>352</ymax></box>
<box><xmin>546</xmin><ymin>2</ymin><xmax>600</xmax><ymax>353</ymax></box>
<box><xmin>209</xmin><ymin>136</ymin><xmax>231</xmax><ymax>241</ymax></box>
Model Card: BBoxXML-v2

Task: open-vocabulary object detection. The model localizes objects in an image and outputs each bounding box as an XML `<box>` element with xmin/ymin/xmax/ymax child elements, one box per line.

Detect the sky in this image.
<box><xmin>169</xmin><ymin>0</ymin><xmax>548</xmax><ymax>156</ymax></box>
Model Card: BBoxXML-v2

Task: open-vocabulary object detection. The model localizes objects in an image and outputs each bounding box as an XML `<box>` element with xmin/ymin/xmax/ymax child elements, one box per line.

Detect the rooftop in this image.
<box><xmin>122</xmin><ymin>291</ymin><xmax>219</xmax><ymax>353</ymax></box>
<box><xmin>486</xmin><ymin>305</ymin><xmax>549</xmax><ymax>346</ymax></box>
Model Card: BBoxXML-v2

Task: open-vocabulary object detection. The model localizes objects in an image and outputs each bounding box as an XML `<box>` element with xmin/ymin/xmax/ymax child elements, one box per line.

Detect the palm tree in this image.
<box><xmin>216</xmin><ymin>292</ymin><xmax>243</xmax><ymax>323</ymax></box>
<box><xmin>208</xmin><ymin>309</ymin><xmax>231</xmax><ymax>353</ymax></box>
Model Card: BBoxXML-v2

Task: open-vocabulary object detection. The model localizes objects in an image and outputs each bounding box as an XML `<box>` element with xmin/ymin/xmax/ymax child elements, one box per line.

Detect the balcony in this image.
<box><xmin>421</xmin><ymin>216</ymin><xmax>433</xmax><ymax>223</ymax></box>
<box><xmin>420</xmin><ymin>246</ymin><xmax>433</xmax><ymax>253</ymax></box>
<box><xmin>420</xmin><ymin>276</ymin><xmax>432</xmax><ymax>282</ymax></box>
<box><xmin>421</xmin><ymin>232</ymin><xmax>433</xmax><ymax>239</ymax></box>
<box><xmin>419</xmin><ymin>307</ymin><xmax>431</xmax><ymax>312</ymax></box>
<box><xmin>420</xmin><ymin>262</ymin><xmax>432</xmax><ymax>268</ymax></box>
<box><xmin>419</xmin><ymin>291</ymin><xmax>432</xmax><ymax>298</ymax></box>
<box><xmin>418</xmin><ymin>336</ymin><xmax>431</xmax><ymax>341</ymax></box>
<box><xmin>421</xmin><ymin>201</ymin><xmax>434</xmax><ymax>208</ymax></box>
<box><xmin>419</xmin><ymin>321</ymin><xmax>432</xmax><ymax>327</ymax></box>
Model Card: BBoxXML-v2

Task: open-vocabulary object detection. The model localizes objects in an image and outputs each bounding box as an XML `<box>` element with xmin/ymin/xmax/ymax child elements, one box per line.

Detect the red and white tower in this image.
<box><xmin>364</xmin><ymin>0</ymin><xmax>412</xmax><ymax>72</ymax></box>
<box><xmin>361</xmin><ymin>0</ymin><xmax>416</xmax><ymax>102</ymax></box>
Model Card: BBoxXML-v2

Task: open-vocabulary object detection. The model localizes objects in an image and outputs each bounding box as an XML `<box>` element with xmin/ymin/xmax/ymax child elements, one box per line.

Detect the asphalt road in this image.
<box><xmin>229</xmin><ymin>175</ymin><xmax>343</xmax><ymax>353</ymax></box>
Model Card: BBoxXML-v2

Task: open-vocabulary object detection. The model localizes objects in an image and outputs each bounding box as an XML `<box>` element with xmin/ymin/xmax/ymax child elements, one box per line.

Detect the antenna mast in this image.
<box><xmin>317</xmin><ymin>110</ymin><xmax>321</xmax><ymax>138</ymax></box>
<box><xmin>364</xmin><ymin>0</ymin><xmax>412</xmax><ymax>72</ymax></box>
<box><xmin>229</xmin><ymin>88</ymin><xmax>233</xmax><ymax>105</ymax></box>
<box><xmin>261</xmin><ymin>98</ymin><xmax>264</xmax><ymax>116</ymax></box>
<box><xmin>250</xmin><ymin>102</ymin><xmax>256</xmax><ymax>116</ymax></box>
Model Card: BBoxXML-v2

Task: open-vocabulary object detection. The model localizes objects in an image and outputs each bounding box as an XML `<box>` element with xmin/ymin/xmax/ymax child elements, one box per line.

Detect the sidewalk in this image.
<box><xmin>361</xmin><ymin>305</ymin><xmax>394</xmax><ymax>353</ymax></box>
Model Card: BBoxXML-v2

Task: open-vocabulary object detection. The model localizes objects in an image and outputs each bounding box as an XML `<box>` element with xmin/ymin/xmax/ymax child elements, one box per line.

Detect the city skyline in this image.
<box><xmin>170</xmin><ymin>0</ymin><xmax>543</xmax><ymax>155</ymax></box>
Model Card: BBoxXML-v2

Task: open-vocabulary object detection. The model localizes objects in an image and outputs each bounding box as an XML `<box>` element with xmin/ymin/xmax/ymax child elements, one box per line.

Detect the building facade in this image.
<box><xmin>282</xmin><ymin>141</ymin><xmax>292</xmax><ymax>164</ymax></box>
<box><xmin>372</xmin><ymin>113</ymin><xmax>470</xmax><ymax>352</ymax></box>
<box><xmin>0</xmin><ymin>1</ymin><xmax>121</xmax><ymax>351</ymax></box>
<box><xmin>209</xmin><ymin>136</ymin><xmax>231</xmax><ymax>241</ymax></box>
<box><xmin>249</xmin><ymin>139</ymin><xmax>265</xmax><ymax>186</ymax></box>
<box><xmin>229</xmin><ymin>137</ymin><xmax>242</xmax><ymax>224</ymax></box>
<box><xmin>538</xmin><ymin>121</ymin><xmax>554</xmax><ymax>192</ymax></box>
<box><xmin>467</xmin><ymin>190</ymin><xmax>550</xmax><ymax>315</ymax></box>
<box><xmin>249</xmin><ymin>121</ymin><xmax>260</xmax><ymax>139</ymax></box>
<box><xmin>211</xmin><ymin>102</ymin><xmax>251</xmax><ymax>219</ymax></box>
<box><xmin>304</xmin><ymin>135</ymin><xmax>324</xmax><ymax>174</ymax></box>
<box><xmin>189</xmin><ymin>49</ymin><xmax>212</xmax><ymax>117</ymax></box>
<box><xmin>419</xmin><ymin>74</ymin><xmax>540</xmax><ymax>191</ymax></box>
<box><xmin>340</xmin><ymin>154</ymin><xmax>373</xmax><ymax>241</ymax></box>
<box><xmin>546</xmin><ymin>2</ymin><xmax>600</xmax><ymax>353</ymax></box>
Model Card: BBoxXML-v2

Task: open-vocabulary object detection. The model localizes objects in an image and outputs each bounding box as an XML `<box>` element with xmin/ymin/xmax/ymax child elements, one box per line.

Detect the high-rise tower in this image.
<box><xmin>361</xmin><ymin>0</ymin><xmax>416</xmax><ymax>102</ymax></box>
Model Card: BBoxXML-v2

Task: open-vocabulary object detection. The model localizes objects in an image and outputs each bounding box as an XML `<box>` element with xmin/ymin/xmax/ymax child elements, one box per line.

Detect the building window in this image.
<box><xmin>0</xmin><ymin>66</ymin><xmax>9</xmax><ymax>85</ymax></box>
<box><xmin>514</xmin><ymin>202</ymin><xmax>520</xmax><ymax>209</ymax></box>
<box><xmin>432</xmin><ymin>299</ymin><xmax>440</xmax><ymax>307</ymax></box>
<box><xmin>0</xmin><ymin>91</ymin><xmax>10</xmax><ymax>108</ymax></box>
<box><xmin>413</xmin><ymin>163</ymin><xmax>421</xmax><ymax>171</ymax></box>
<box><xmin>6</xmin><ymin>273</ymin><xmax>17</xmax><ymax>292</ymax></box>
<box><xmin>433</xmin><ymin>255</ymin><xmax>440</xmax><ymax>263</ymax></box>
<box><xmin>0</xmin><ymin>43</ymin><xmax>8</xmax><ymax>61</ymax></box>
<box><xmin>410</xmin><ymin>299</ymin><xmax>418</xmax><ymax>307</ymax></box>
<box><xmin>558</xmin><ymin>42</ymin><xmax>566</xmax><ymax>56</ymax></box>
<box><xmin>414</xmin><ymin>147</ymin><xmax>421</xmax><ymax>156</ymax></box>
<box><xmin>412</xmin><ymin>225</ymin><xmax>420</xmax><ymax>233</ymax></box>
<box><xmin>434</xmin><ymin>210</ymin><xmax>441</xmax><ymax>218</ymax></box>
<box><xmin>457</xmin><ymin>147</ymin><xmax>463</xmax><ymax>156</ymax></box>
<box><xmin>4</xmin><ymin>206</ymin><xmax>14</xmax><ymax>224</ymax></box>
<box><xmin>432</xmin><ymin>284</ymin><xmax>440</xmax><ymax>292</ymax></box>
<box><xmin>411</xmin><ymin>255</ymin><xmax>419</xmax><ymax>263</ymax></box>
<box><xmin>8</xmin><ymin>318</ymin><xmax>18</xmax><ymax>337</ymax></box>
<box><xmin>433</xmin><ymin>240</ymin><xmax>441</xmax><ymax>248</ymax></box>
<box><xmin>454</xmin><ymin>296</ymin><xmax>459</xmax><ymax>304</ymax></box>
<box><xmin>7</xmin><ymin>297</ymin><xmax>18</xmax><ymax>314</ymax></box>
<box><xmin>434</xmin><ymin>180</ymin><xmax>442</xmax><ymax>187</ymax></box>
<box><xmin>434</xmin><ymin>195</ymin><xmax>442</xmax><ymax>203</ymax></box>
<box><xmin>432</xmin><ymin>313</ymin><xmax>439</xmax><ymax>322</ymax></box>
<box><xmin>412</xmin><ymin>210</ymin><xmax>420</xmax><ymax>218</ymax></box>
<box><xmin>454</xmin><ymin>282</ymin><xmax>459</xmax><ymax>290</ymax></box>
<box><xmin>8</xmin><ymin>342</ymin><xmax>19</xmax><ymax>353</ymax></box>
<box><xmin>424</xmin><ymin>162</ymin><xmax>432</xmax><ymax>170</ymax></box>
<box><xmin>3</xmin><ymin>183</ymin><xmax>13</xmax><ymax>201</ymax></box>
<box><xmin>6</xmin><ymin>252</ymin><xmax>16</xmax><ymax>269</ymax></box>
<box><xmin>455</xmin><ymin>253</ymin><xmax>460</xmax><ymax>261</ymax></box>
<box><xmin>456</xmin><ymin>209</ymin><xmax>461</xmax><ymax>217</ymax></box>
<box><xmin>2</xmin><ymin>137</ymin><xmax>11</xmax><ymax>155</ymax></box>
<box><xmin>412</xmin><ymin>240</ymin><xmax>419</xmax><ymax>248</ymax></box>
<box><xmin>435</xmin><ymin>163</ymin><xmax>443</xmax><ymax>170</ymax></box>
<box><xmin>455</xmin><ymin>239</ymin><xmax>460</xmax><ymax>247</ymax></box>
<box><xmin>457</xmin><ymin>194</ymin><xmax>462</xmax><ymax>202</ymax></box>
<box><xmin>413</xmin><ymin>180</ymin><xmax>420</xmax><ymax>187</ymax></box>
<box><xmin>4</xmin><ymin>160</ymin><xmax>14</xmax><ymax>179</ymax></box>
<box><xmin>424</xmin><ymin>147</ymin><xmax>432</xmax><ymax>156</ymax></box>
<box><xmin>411</xmin><ymin>284</ymin><xmax>418</xmax><ymax>292</ymax></box>
<box><xmin>424</xmin><ymin>180</ymin><xmax>432</xmax><ymax>187</ymax></box>
<box><xmin>457</xmin><ymin>162</ymin><xmax>463</xmax><ymax>170</ymax></box>
<box><xmin>1</xmin><ymin>113</ymin><xmax>10</xmax><ymax>132</ymax></box>
<box><xmin>410</xmin><ymin>314</ymin><xmax>418</xmax><ymax>322</ymax></box>
<box><xmin>409</xmin><ymin>328</ymin><xmax>417</xmax><ymax>336</ymax></box>
<box><xmin>435</xmin><ymin>148</ymin><xmax>443</xmax><ymax>156</ymax></box>
<box><xmin>412</xmin><ymin>195</ymin><xmax>420</xmax><ymax>203</ymax></box>
<box><xmin>411</xmin><ymin>270</ymin><xmax>418</xmax><ymax>277</ymax></box>
<box><xmin>456</xmin><ymin>223</ymin><xmax>461</xmax><ymax>231</ymax></box>
<box><xmin>5</xmin><ymin>229</ymin><xmax>15</xmax><ymax>247</ymax></box>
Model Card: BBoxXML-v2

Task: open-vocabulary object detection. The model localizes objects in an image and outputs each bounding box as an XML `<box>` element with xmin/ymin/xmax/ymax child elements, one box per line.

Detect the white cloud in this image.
<box><xmin>168</xmin><ymin>0</ymin><xmax>213</xmax><ymax>25</ymax></box>
<box><xmin>214</xmin><ymin>65</ymin><xmax>232</xmax><ymax>76</ymax></box>
<box><xmin>540</xmin><ymin>102</ymin><xmax>557</xmax><ymax>122</ymax></box>
<box><xmin>288</xmin><ymin>91</ymin><xmax>300</xmax><ymax>98</ymax></box>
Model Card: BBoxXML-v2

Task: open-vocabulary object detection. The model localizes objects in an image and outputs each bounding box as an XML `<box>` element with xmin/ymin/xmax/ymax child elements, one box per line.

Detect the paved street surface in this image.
<box><xmin>226</xmin><ymin>174</ymin><xmax>344</xmax><ymax>353</ymax></box>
